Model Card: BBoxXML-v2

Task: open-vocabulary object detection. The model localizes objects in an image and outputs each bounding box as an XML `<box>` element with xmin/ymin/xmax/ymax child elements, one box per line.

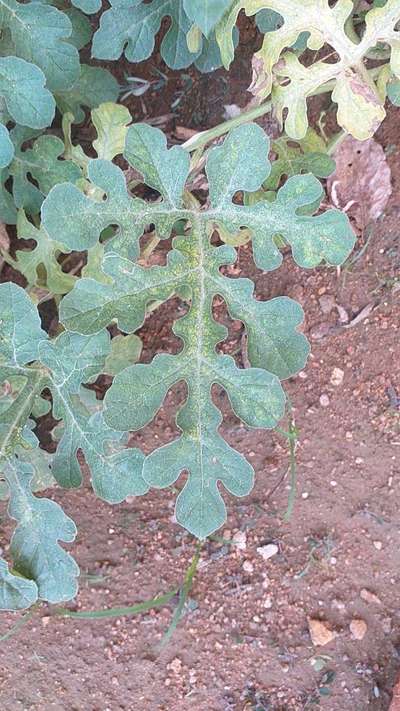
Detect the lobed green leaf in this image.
<box><xmin>44</xmin><ymin>122</ymin><xmax>354</xmax><ymax>538</ymax></box>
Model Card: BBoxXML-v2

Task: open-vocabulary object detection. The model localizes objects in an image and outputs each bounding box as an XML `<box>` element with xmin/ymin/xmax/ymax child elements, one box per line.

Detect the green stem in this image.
<box><xmin>160</xmin><ymin>541</ymin><xmax>203</xmax><ymax>648</ymax></box>
<box><xmin>283</xmin><ymin>412</ymin><xmax>298</xmax><ymax>522</ymax></box>
<box><xmin>326</xmin><ymin>129</ymin><xmax>347</xmax><ymax>155</ymax></box>
<box><xmin>55</xmin><ymin>588</ymin><xmax>178</xmax><ymax>619</ymax></box>
<box><xmin>182</xmin><ymin>99</ymin><xmax>273</xmax><ymax>152</ymax></box>
<box><xmin>0</xmin><ymin>603</ymin><xmax>39</xmax><ymax>643</ymax></box>
<box><xmin>182</xmin><ymin>65</ymin><xmax>385</xmax><ymax>153</ymax></box>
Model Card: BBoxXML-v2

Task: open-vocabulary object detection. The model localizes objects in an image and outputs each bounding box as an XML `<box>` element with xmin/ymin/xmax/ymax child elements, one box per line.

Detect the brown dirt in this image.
<box><xmin>0</xmin><ymin>28</ymin><xmax>400</xmax><ymax>711</ymax></box>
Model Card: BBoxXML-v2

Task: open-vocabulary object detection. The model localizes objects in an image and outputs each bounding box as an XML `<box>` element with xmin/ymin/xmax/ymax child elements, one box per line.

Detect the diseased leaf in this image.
<box><xmin>216</xmin><ymin>0</ymin><xmax>400</xmax><ymax>140</ymax></box>
<box><xmin>92</xmin><ymin>102</ymin><xmax>131</xmax><ymax>160</ymax></box>
<box><xmin>45</xmin><ymin>123</ymin><xmax>354</xmax><ymax>538</ymax></box>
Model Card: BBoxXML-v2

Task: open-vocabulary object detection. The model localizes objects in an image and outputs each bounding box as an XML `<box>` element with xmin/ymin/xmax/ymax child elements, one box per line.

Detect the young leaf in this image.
<box><xmin>44</xmin><ymin>122</ymin><xmax>354</xmax><ymax>538</ymax></box>
<box><xmin>92</xmin><ymin>102</ymin><xmax>131</xmax><ymax>160</ymax></box>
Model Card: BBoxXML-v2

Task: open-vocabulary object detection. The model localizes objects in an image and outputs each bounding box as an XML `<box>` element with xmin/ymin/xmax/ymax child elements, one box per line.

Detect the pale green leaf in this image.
<box><xmin>0</xmin><ymin>126</ymin><xmax>82</xmax><ymax>223</ymax></box>
<box><xmin>92</xmin><ymin>0</ymin><xmax>226</xmax><ymax>71</ymax></box>
<box><xmin>0</xmin><ymin>283</ymin><xmax>148</xmax><ymax>505</ymax></box>
<box><xmin>104</xmin><ymin>334</ymin><xmax>142</xmax><ymax>376</ymax></box>
<box><xmin>124</xmin><ymin>122</ymin><xmax>191</xmax><ymax>205</ymax></box>
<box><xmin>387</xmin><ymin>77</ymin><xmax>400</xmax><ymax>105</ymax></box>
<box><xmin>42</xmin><ymin>127</ymin><xmax>190</xmax><ymax>258</ymax></box>
<box><xmin>92</xmin><ymin>0</ymin><xmax>193</xmax><ymax>66</ymax></box>
<box><xmin>64</xmin><ymin>7</ymin><xmax>93</xmax><ymax>50</ymax></box>
<box><xmin>9</xmin><ymin>130</ymin><xmax>82</xmax><ymax>216</ymax></box>
<box><xmin>92</xmin><ymin>102</ymin><xmax>131</xmax><ymax>160</ymax></box>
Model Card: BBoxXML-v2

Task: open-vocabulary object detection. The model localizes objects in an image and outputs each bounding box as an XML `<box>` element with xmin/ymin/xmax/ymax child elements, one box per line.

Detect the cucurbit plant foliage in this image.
<box><xmin>0</xmin><ymin>0</ymin><xmax>119</xmax><ymax>223</ymax></box>
<box><xmin>87</xmin><ymin>0</ymin><xmax>400</xmax><ymax>140</ymax></box>
<box><xmin>1</xmin><ymin>120</ymin><xmax>355</xmax><ymax>610</ymax></box>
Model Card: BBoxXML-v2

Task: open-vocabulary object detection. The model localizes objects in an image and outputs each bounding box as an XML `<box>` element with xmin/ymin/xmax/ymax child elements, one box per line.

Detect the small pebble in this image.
<box><xmin>350</xmin><ymin>619</ymin><xmax>367</xmax><ymax>640</ymax></box>
<box><xmin>330</xmin><ymin>367</ymin><xmax>345</xmax><ymax>386</ymax></box>
<box><xmin>319</xmin><ymin>294</ymin><xmax>335</xmax><ymax>314</ymax></box>
<box><xmin>320</xmin><ymin>394</ymin><xmax>330</xmax><ymax>407</ymax></box>
<box><xmin>308</xmin><ymin>618</ymin><xmax>335</xmax><ymax>646</ymax></box>
<box><xmin>360</xmin><ymin>589</ymin><xmax>381</xmax><ymax>605</ymax></box>
<box><xmin>232</xmin><ymin>530</ymin><xmax>247</xmax><ymax>550</ymax></box>
<box><xmin>243</xmin><ymin>560</ymin><xmax>254</xmax><ymax>574</ymax></box>
<box><xmin>311</xmin><ymin>323</ymin><xmax>331</xmax><ymax>340</ymax></box>
<box><xmin>257</xmin><ymin>544</ymin><xmax>279</xmax><ymax>560</ymax></box>
<box><xmin>373</xmin><ymin>541</ymin><xmax>382</xmax><ymax>550</ymax></box>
